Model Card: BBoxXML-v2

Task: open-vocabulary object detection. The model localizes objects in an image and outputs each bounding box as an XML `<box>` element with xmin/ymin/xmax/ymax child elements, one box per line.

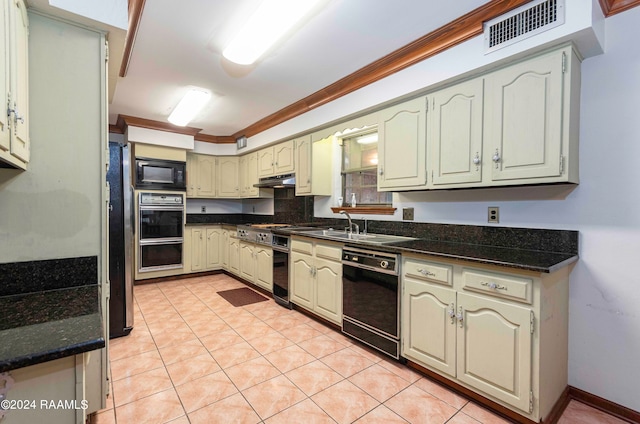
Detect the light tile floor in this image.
<box><xmin>94</xmin><ymin>274</ymin><xmax>628</xmax><ymax>424</ymax></box>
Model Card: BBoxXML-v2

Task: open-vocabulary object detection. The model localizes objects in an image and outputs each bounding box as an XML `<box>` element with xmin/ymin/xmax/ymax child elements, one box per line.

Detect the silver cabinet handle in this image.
<box><xmin>457</xmin><ymin>306</ymin><xmax>464</xmax><ymax>328</ymax></box>
<box><xmin>481</xmin><ymin>281</ymin><xmax>507</xmax><ymax>291</ymax></box>
<box><xmin>379</xmin><ymin>168</ymin><xmax>384</xmax><ymax>176</ymax></box>
<box><xmin>492</xmin><ymin>148</ymin><xmax>501</xmax><ymax>169</ymax></box>
<box><xmin>473</xmin><ymin>152</ymin><xmax>481</xmax><ymax>171</ymax></box>
<box><xmin>448</xmin><ymin>303</ymin><xmax>456</xmax><ymax>325</ymax></box>
<box><xmin>417</xmin><ymin>268</ymin><xmax>436</xmax><ymax>277</ymax></box>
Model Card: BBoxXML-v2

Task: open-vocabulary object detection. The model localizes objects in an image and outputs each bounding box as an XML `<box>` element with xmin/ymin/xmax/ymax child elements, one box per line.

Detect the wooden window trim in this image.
<box><xmin>331</xmin><ymin>207</ymin><xmax>396</xmax><ymax>216</ymax></box>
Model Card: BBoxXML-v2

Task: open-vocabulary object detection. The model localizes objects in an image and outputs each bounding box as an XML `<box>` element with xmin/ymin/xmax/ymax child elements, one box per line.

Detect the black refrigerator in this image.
<box><xmin>107</xmin><ymin>142</ymin><xmax>134</xmax><ymax>338</ymax></box>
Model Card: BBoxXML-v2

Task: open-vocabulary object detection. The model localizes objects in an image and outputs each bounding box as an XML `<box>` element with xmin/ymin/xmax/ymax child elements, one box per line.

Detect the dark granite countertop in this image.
<box><xmin>0</xmin><ymin>285</ymin><xmax>104</xmax><ymax>373</ymax></box>
<box><xmin>284</xmin><ymin>228</ymin><xmax>577</xmax><ymax>273</ymax></box>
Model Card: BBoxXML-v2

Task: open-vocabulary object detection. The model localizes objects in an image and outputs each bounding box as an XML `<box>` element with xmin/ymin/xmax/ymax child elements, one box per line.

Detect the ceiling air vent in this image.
<box><xmin>484</xmin><ymin>0</ymin><xmax>565</xmax><ymax>53</ymax></box>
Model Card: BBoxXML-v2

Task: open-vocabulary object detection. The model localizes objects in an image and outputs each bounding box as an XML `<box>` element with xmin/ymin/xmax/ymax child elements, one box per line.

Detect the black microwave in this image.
<box><xmin>135</xmin><ymin>158</ymin><xmax>186</xmax><ymax>190</ymax></box>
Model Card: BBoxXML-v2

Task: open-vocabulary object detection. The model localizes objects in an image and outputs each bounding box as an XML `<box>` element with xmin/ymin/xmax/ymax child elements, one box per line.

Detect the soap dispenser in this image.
<box><xmin>350</xmin><ymin>193</ymin><xmax>357</xmax><ymax>208</ymax></box>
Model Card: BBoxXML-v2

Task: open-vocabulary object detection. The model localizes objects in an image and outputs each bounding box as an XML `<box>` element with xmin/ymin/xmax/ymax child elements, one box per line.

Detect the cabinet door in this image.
<box><xmin>246</xmin><ymin>152</ymin><xmax>259</xmax><ymax>196</ymax></box>
<box><xmin>378</xmin><ymin>97</ymin><xmax>427</xmax><ymax>190</ymax></box>
<box><xmin>229</xmin><ymin>237</ymin><xmax>240</xmax><ymax>275</ymax></box>
<box><xmin>456</xmin><ymin>292</ymin><xmax>532</xmax><ymax>413</ymax></box>
<box><xmin>217</xmin><ymin>156</ymin><xmax>239</xmax><ymax>197</ymax></box>
<box><xmin>255</xmin><ymin>246</ymin><xmax>273</xmax><ymax>292</ymax></box>
<box><xmin>257</xmin><ymin>147</ymin><xmax>274</xmax><ymax>177</ymax></box>
<box><xmin>295</xmin><ymin>137</ymin><xmax>311</xmax><ymax>195</ymax></box>
<box><xmin>9</xmin><ymin>0</ymin><xmax>28</xmax><ymax>162</ymax></box>
<box><xmin>190</xmin><ymin>227</ymin><xmax>205</xmax><ymax>272</ymax></box>
<box><xmin>274</xmin><ymin>140</ymin><xmax>295</xmax><ymax>174</ymax></box>
<box><xmin>186</xmin><ymin>154</ymin><xmax>197</xmax><ymax>197</ymax></box>
<box><xmin>431</xmin><ymin>78</ymin><xmax>483</xmax><ymax>186</ymax></box>
<box><xmin>402</xmin><ymin>278</ymin><xmax>457</xmax><ymax>377</ymax></box>
<box><xmin>206</xmin><ymin>228</ymin><xmax>221</xmax><ymax>269</ymax></box>
<box><xmin>239</xmin><ymin>241</ymin><xmax>255</xmax><ymax>282</ymax></box>
<box><xmin>197</xmin><ymin>155</ymin><xmax>216</xmax><ymax>197</ymax></box>
<box><xmin>239</xmin><ymin>155</ymin><xmax>248</xmax><ymax>197</ymax></box>
<box><xmin>314</xmin><ymin>256</ymin><xmax>342</xmax><ymax>324</ymax></box>
<box><xmin>221</xmin><ymin>230</ymin><xmax>229</xmax><ymax>270</ymax></box>
<box><xmin>485</xmin><ymin>50</ymin><xmax>564</xmax><ymax>181</ymax></box>
<box><xmin>0</xmin><ymin>0</ymin><xmax>10</xmax><ymax>153</ymax></box>
<box><xmin>290</xmin><ymin>251</ymin><xmax>314</xmax><ymax>310</ymax></box>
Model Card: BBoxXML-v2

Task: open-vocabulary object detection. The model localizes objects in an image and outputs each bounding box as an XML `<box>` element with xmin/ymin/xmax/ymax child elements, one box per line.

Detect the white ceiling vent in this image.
<box><xmin>484</xmin><ymin>0</ymin><xmax>564</xmax><ymax>53</ymax></box>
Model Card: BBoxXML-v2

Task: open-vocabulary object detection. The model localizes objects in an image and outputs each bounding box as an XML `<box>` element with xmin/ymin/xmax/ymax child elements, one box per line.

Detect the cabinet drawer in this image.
<box><xmin>291</xmin><ymin>238</ymin><xmax>313</xmax><ymax>255</ymax></box>
<box><xmin>315</xmin><ymin>242</ymin><xmax>342</xmax><ymax>261</ymax></box>
<box><xmin>403</xmin><ymin>258</ymin><xmax>452</xmax><ymax>286</ymax></box>
<box><xmin>461</xmin><ymin>268</ymin><xmax>532</xmax><ymax>304</ymax></box>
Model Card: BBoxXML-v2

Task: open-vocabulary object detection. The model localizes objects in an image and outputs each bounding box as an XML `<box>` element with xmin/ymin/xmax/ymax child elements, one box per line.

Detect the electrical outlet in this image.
<box><xmin>403</xmin><ymin>207</ymin><xmax>414</xmax><ymax>221</ymax></box>
<box><xmin>201</xmin><ymin>206</ymin><xmax>206</xmax><ymax>213</ymax></box>
<box><xmin>488</xmin><ymin>206</ymin><xmax>499</xmax><ymax>223</ymax></box>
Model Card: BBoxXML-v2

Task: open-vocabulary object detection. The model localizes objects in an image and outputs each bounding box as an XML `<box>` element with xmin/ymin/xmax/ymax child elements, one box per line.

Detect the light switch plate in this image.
<box><xmin>403</xmin><ymin>207</ymin><xmax>414</xmax><ymax>221</ymax></box>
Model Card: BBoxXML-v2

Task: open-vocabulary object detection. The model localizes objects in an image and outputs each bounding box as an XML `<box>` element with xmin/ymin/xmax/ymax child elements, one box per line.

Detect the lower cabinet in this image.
<box><xmin>290</xmin><ymin>237</ymin><xmax>342</xmax><ymax>324</ymax></box>
<box><xmin>228</xmin><ymin>235</ymin><xmax>240</xmax><ymax>276</ymax></box>
<box><xmin>239</xmin><ymin>241</ymin><xmax>273</xmax><ymax>292</ymax></box>
<box><xmin>185</xmin><ymin>226</ymin><xmax>222</xmax><ymax>273</ymax></box>
<box><xmin>401</xmin><ymin>254</ymin><xmax>569</xmax><ymax>422</ymax></box>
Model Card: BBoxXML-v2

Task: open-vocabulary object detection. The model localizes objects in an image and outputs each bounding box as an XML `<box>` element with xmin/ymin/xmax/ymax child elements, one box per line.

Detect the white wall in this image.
<box><xmin>0</xmin><ymin>13</ymin><xmax>103</xmax><ymax>263</ymax></box>
<box><xmin>245</xmin><ymin>3</ymin><xmax>640</xmax><ymax>413</ymax></box>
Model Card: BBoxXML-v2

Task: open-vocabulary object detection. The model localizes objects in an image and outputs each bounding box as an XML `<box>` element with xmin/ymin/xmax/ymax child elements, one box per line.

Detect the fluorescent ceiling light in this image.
<box><xmin>223</xmin><ymin>0</ymin><xmax>323</xmax><ymax>65</ymax></box>
<box><xmin>168</xmin><ymin>89</ymin><xmax>211</xmax><ymax>126</ymax></box>
<box><xmin>356</xmin><ymin>134</ymin><xmax>378</xmax><ymax>145</ymax></box>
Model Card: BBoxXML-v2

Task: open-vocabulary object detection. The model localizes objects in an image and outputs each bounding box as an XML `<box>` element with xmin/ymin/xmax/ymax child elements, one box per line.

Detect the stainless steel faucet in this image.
<box><xmin>340</xmin><ymin>210</ymin><xmax>359</xmax><ymax>235</ymax></box>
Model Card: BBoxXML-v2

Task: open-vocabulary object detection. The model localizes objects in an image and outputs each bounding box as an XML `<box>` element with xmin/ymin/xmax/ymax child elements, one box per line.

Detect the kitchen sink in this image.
<box><xmin>296</xmin><ymin>229</ymin><xmax>416</xmax><ymax>245</ymax></box>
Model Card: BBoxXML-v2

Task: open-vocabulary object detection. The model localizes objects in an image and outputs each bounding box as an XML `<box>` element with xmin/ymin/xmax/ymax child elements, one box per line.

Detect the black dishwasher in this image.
<box><xmin>342</xmin><ymin>246</ymin><xmax>400</xmax><ymax>359</ymax></box>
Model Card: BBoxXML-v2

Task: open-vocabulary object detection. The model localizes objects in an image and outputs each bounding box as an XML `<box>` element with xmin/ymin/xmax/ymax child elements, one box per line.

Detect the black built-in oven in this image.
<box><xmin>135</xmin><ymin>158</ymin><xmax>186</xmax><ymax>191</ymax></box>
<box><xmin>138</xmin><ymin>192</ymin><xmax>184</xmax><ymax>272</ymax></box>
<box><xmin>342</xmin><ymin>246</ymin><xmax>400</xmax><ymax>359</ymax></box>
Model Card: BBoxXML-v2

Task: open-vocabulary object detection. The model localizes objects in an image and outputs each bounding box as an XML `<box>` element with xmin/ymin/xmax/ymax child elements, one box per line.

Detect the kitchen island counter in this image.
<box><xmin>0</xmin><ymin>285</ymin><xmax>104</xmax><ymax>373</ymax></box>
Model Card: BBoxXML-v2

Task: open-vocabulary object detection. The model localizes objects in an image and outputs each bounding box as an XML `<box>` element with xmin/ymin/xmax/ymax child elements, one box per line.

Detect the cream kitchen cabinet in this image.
<box><xmin>185</xmin><ymin>225</ymin><xmax>222</xmax><ymax>273</ymax></box>
<box><xmin>377</xmin><ymin>97</ymin><xmax>427</xmax><ymax>191</ymax></box>
<box><xmin>239</xmin><ymin>152</ymin><xmax>273</xmax><ymax>198</ymax></box>
<box><xmin>295</xmin><ymin>135</ymin><xmax>333</xmax><ymax>196</ymax></box>
<box><xmin>228</xmin><ymin>234</ymin><xmax>240</xmax><ymax>276</ymax></box>
<box><xmin>401</xmin><ymin>254</ymin><xmax>570</xmax><ymax>422</ymax></box>
<box><xmin>239</xmin><ymin>240</ymin><xmax>273</xmax><ymax>292</ymax></box>
<box><xmin>221</xmin><ymin>228</ymin><xmax>230</xmax><ymax>270</ymax></box>
<box><xmin>0</xmin><ymin>0</ymin><xmax>29</xmax><ymax>170</ymax></box>
<box><xmin>186</xmin><ymin>153</ymin><xmax>216</xmax><ymax>198</ymax></box>
<box><xmin>290</xmin><ymin>237</ymin><xmax>342</xmax><ymax>324</ymax></box>
<box><xmin>483</xmin><ymin>45</ymin><xmax>580</xmax><ymax>185</ymax></box>
<box><xmin>216</xmin><ymin>156</ymin><xmax>240</xmax><ymax>198</ymax></box>
<box><xmin>257</xmin><ymin>139</ymin><xmax>295</xmax><ymax>178</ymax></box>
<box><xmin>429</xmin><ymin>77</ymin><xmax>484</xmax><ymax>187</ymax></box>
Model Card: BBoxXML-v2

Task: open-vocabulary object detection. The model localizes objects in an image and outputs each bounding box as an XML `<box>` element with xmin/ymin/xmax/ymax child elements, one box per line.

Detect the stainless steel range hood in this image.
<box><xmin>253</xmin><ymin>173</ymin><xmax>296</xmax><ymax>188</ymax></box>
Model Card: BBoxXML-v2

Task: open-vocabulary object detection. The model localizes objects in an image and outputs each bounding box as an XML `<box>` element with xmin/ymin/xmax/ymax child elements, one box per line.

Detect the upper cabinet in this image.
<box><xmin>217</xmin><ymin>156</ymin><xmax>240</xmax><ymax>198</ymax></box>
<box><xmin>187</xmin><ymin>153</ymin><xmax>216</xmax><ymax>198</ymax></box>
<box><xmin>484</xmin><ymin>46</ymin><xmax>578</xmax><ymax>184</ymax></box>
<box><xmin>295</xmin><ymin>135</ymin><xmax>332</xmax><ymax>196</ymax></box>
<box><xmin>377</xmin><ymin>97</ymin><xmax>427</xmax><ymax>191</ymax></box>
<box><xmin>240</xmin><ymin>151</ymin><xmax>273</xmax><ymax>199</ymax></box>
<box><xmin>258</xmin><ymin>139</ymin><xmax>295</xmax><ymax>178</ymax></box>
<box><xmin>427</xmin><ymin>45</ymin><xmax>580</xmax><ymax>189</ymax></box>
<box><xmin>429</xmin><ymin>77</ymin><xmax>484</xmax><ymax>186</ymax></box>
<box><xmin>0</xmin><ymin>0</ymin><xmax>29</xmax><ymax>169</ymax></box>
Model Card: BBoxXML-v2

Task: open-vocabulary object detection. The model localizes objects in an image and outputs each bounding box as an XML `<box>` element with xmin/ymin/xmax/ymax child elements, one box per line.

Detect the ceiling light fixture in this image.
<box><xmin>167</xmin><ymin>89</ymin><xmax>211</xmax><ymax>126</ymax></box>
<box><xmin>223</xmin><ymin>0</ymin><xmax>323</xmax><ymax>65</ymax></box>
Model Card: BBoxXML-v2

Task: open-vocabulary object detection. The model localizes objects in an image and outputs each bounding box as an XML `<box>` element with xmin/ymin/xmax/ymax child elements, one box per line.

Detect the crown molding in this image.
<box><xmin>115</xmin><ymin>114</ymin><xmax>201</xmax><ymax>136</ymax></box>
<box><xmin>599</xmin><ymin>0</ymin><xmax>640</xmax><ymax>16</ymax></box>
<box><xmin>194</xmin><ymin>133</ymin><xmax>235</xmax><ymax>144</ymax></box>
<box><xmin>119</xmin><ymin>0</ymin><xmax>146</xmax><ymax>77</ymax></box>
